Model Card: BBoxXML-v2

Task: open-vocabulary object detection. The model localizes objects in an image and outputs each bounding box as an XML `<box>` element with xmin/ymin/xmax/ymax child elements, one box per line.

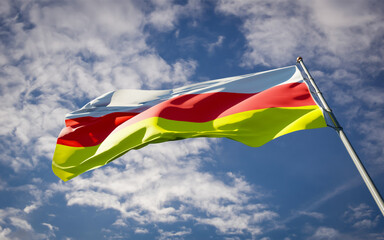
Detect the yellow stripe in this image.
<box><xmin>53</xmin><ymin>106</ymin><xmax>326</xmax><ymax>181</ymax></box>
<box><xmin>52</xmin><ymin>144</ymin><xmax>100</xmax><ymax>181</ymax></box>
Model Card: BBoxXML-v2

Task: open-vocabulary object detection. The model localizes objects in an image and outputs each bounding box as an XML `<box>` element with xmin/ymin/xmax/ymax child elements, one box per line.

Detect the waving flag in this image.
<box><xmin>53</xmin><ymin>66</ymin><xmax>326</xmax><ymax>181</ymax></box>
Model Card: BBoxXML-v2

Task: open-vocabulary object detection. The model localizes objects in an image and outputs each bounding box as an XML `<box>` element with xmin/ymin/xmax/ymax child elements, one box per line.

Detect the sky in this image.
<box><xmin>0</xmin><ymin>0</ymin><xmax>384</xmax><ymax>239</ymax></box>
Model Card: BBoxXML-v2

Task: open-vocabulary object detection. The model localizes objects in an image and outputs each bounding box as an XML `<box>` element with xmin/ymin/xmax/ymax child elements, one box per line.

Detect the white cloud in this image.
<box><xmin>51</xmin><ymin>139</ymin><xmax>278</xmax><ymax>235</ymax></box>
<box><xmin>306</xmin><ymin>224</ymin><xmax>380</xmax><ymax>240</ymax></box>
<box><xmin>158</xmin><ymin>227</ymin><xmax>192</xmax><ymax>240</ymax></box>
<box><xmin>8</xmin><ymin>183</ymin><xmax>49</xmax><ymax>214</ymax></box>
<box><xmin>112</xmin><ymin>218</ymin><xmax>127</xmax><ymax>227</ymax></box>
<box><xmin>147</xmin><ymin>1</ymin><xmax>184</xmax><ymax>31</ymax></box>
<box><xmin>216</xmin><ymin>0</ymin><xmax>384</xmax><ymax>165</ymax></box>
<box><xmin>134</xmin><ymin>227</ymin><xmax>149</xmax><ymax>234</ymax></box>
<box><xmin>1</xmin><ymin>1</ymin><xmax>382</xmax><ymax>238</ymax></box>
<box><xmin>23</xmin><ymin>204</ymin><xmax>38</xmax><ymax>214</ymax></box>
<box><xmin>0</xmin><ymin>207</ymin><xmax>49</xmax><ymax>240</ymax></box>
<box><xmin>343</xmin><ymin>203</ymin><xmax>380</xmax><ymax>230</ymax></box>
<box><xmin>216</xmin><ymin>0</ymin><xmax>311</xmax><ymax>67</ymax></box>
<box><xmin>217</xmin><ymin>0</ymin><xmax>384</xmax><ymax>68</ymax></box>
<box><xmin>0</xmin><ymin>0</ymin><xmax>200</xmax><ymax>173</ymax></box>
<box><xmin>42</xmin><ymin>222</ymin><xmax>58</xmax><ymax>232</ymax></box>
<box><xmin>147</xmin><ymin>0</ymin><xmax>203</xmax><ymax>31</ymax></box>
<box><xmin>309</xmin><ymin>227</ymin><xmax>340</xmax><ymax>240</ymax></box>
<box><xmin>42</xmin><ymin>222</ymin><xmax>59</xmax><ymax>239</ymax></box>
<box><xmin>0</xmin><ymin>226</ymin><xmax>12</xmax><ymax>240</ymax></box>
<box><xmin>352</xmin><ymin>218</ymin><xmax>379</xmax><ymax>229</ymax></box>
<box><xmin>206</xmin><ymin>36</ymin><xmax>225</xmax><ymax>53</ymax></box>
<box><xmin>297</xmin><ymin>211</ymin><xmax>325</xmax><ymax>221</ymax></box>
<box><xmin>310</xmin><ymin>0</ymin><xmax>380</xmax><ymax>57</ymax></box>
<box><xmin>344</xmin><ymin>203</ymin><xmax>373</xmax><ymax>221</ymax></box>
<box><xmin>312</xmin><ymin>0</ymin><xmax>376</xmax><ymax>28</ymax></box>
<box><xmin>9</xmin><ymin>217</ymin><xmax>32</xmax><ymax>231</ymax></box>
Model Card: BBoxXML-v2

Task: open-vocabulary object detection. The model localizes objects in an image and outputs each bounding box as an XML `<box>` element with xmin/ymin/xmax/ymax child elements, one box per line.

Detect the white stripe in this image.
<box><xmin>67</xmin><ymin>66</ymin><xmax>303</xmax><ymax>119</ymax></box>
<box><xmin>172</xmin><ymin>65</ymin><xmax>300</xmax><ymax>95</ymax></box>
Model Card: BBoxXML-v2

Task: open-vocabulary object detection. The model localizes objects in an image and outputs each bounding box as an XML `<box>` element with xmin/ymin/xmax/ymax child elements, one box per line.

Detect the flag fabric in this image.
<box><xmin>53</xmin><ymin>66</ymin><xmax>327</xmax><ymax>181</ymax></box>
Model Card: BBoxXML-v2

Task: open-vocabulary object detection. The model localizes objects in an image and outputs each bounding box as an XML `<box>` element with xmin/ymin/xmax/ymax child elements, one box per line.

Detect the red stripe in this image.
<box><xmin>120</xmin><ymin>82</ymin><xmax>316</xmax><ymax>126</ymax></box>
<box><xmin>57</xmin><ymin>112</ymin><xmax>138</xmax><ymax>147</ymax></box>
<box><xmin>58</xmin><ymin>82</ymin><xmax>316</xmax><ymax>147</ymax></box>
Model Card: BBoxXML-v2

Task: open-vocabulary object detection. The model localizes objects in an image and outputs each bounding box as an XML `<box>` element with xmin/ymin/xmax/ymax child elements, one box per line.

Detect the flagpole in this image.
<box><xmin>296</xmin><ymin>56</ymin><xmax>384</xmax><ymax>216</ymax></box>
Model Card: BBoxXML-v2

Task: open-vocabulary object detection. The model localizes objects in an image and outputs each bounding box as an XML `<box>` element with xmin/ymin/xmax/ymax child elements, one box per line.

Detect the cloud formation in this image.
<box><xmin>0</xmin><ymin>0</ymin><xmax>383</xmax><ymax>238</ymax></box>
<box><xmin>51</xmin><ymin>139</ymin><xmax>277</xmax><ymax>236</ymax></box>
<box><xmin>2</xmin><ymin>0</ymin><xmax>263</xmax><ymax>237</ymax></box>
<box><xmin>0</xmin><ymin>0</ymin><xmax>198</xmax><ymax>172</ymax></box>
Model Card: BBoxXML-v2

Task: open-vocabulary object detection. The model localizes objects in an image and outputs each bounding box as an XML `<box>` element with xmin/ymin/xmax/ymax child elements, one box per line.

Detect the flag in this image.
<box><xmin>53</xmin><ymin>66</ymin><xmax>327</xmax><ymax>181</ymax></box>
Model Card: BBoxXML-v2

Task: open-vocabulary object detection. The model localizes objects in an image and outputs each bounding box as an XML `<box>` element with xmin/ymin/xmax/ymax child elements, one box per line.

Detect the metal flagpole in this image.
<box><xmin>296</xmin><ymin>56</ymin><xmax>384</xmax><ymax>216</ymax></box>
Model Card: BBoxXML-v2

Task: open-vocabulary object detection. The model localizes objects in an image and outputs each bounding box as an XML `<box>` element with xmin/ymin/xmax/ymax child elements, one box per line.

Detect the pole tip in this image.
<box><xmin>296</xmin><ymin>56</ymin><xmax>303</xmax><ymax>63</ymax></box>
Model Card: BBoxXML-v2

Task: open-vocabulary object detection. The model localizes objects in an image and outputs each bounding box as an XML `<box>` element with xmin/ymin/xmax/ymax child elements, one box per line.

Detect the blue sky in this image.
<box><xmin>0</xmin><ymin>0</ymin><xmax>384</xmax><ymax>239</ymax></box>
